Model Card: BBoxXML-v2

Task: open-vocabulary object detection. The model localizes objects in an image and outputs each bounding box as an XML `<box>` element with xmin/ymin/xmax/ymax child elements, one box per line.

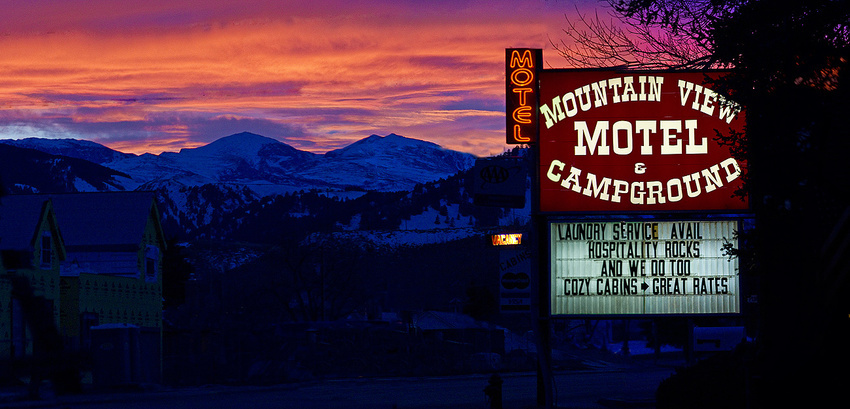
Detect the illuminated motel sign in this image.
<box><xmin>506</xmin><ymin>49</ymin><xmax>541</xmax><ymax>144</ymax></box>
<box><xmin>537</xmin><ymin>70</ymin><xmax>748</xmax><ymax>213</ymax></box>
<box><xmin>504</xmin><ymin>49</ymin><xmax>748</xmax><ymax>316</ymax></box>
<box><xmin>550</xmin><ymin>220</ymin><xmax>740</xmax><ymax>315</ymax></box>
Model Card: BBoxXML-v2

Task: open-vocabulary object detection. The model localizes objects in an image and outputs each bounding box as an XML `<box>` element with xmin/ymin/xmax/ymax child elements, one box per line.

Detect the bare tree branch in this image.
<box><xmin>551</xmin><ymin>1</ymin><xmax>734</xmax><ymax>69</ymax></box>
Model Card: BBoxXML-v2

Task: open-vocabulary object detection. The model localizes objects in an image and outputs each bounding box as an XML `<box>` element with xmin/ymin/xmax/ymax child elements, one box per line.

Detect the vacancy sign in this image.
<box><xmin>550</xmin><ymin>220</ymin><xmax>740</xmax><ymax>316</ymax></box>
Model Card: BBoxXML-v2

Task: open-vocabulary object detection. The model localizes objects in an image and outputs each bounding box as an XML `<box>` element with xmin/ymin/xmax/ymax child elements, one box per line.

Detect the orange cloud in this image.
<box><xmin>0</xmin><ymin>0</ymin><xmax>593</xmax><ymax>157</ymax></box>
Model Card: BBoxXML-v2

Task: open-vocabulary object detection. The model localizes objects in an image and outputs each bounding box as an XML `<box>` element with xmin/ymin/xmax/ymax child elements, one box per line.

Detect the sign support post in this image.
<box><xmin>530</xmin><ymin>142</ymin><xmax>554</xmax><ymax>408</ymax></box>
<box><xmin>507</xmin><ymin>47</ymin><xmax>553</xmax><ymax>408</ymax></box>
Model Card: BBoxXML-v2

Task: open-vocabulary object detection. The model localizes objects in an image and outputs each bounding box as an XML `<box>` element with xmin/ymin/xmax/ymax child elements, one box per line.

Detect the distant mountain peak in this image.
<box><xmin>178</xmin><ymin>132</ymin><xmax>285</xmax><ymax>157</ymax></box>
<box><xmin>233</xmin><ymin>131</ymin><xmax>263</xmax><ymax>137</ymax></box>
<box><xmin>3</xmin><ymin>131</ymin><xmax>476</xmax><ymax>195</ymax></box>
<box><xmin>0</xmin><ymin>137</ymin><xmax>134</xmax><ymax>164</ymax></box>
<box><xmin>367</xmin><ymin>133</ymin><xmax>402</xmax><ymax>139</ymax></box>
<box><xmin>325</xmin><ymin>133</ymin><xmax>444</xmax><ymax>159</ymax></box>
<box><xmin>218</xmin><ymin>131</ymin><xmax>273</xmax><ymax>142</ymax></box>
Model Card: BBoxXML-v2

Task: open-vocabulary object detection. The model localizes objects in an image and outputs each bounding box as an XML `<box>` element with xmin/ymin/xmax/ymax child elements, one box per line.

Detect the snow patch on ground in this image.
<box><xmin>73</xmin><ymin>177</ymin><xmax>97</xmax><ymax>192</ymax></box>
<box><xmin>399</xmin><ymin>203</ymin><xmax>475</xmax><ymax>231</ymax></box>
<box><xmin>309</xmin><ymin>228</ymin><xmax>482</xmax><ymax>248</ymax></box>
<box><xmin>337</xmin><ymin>214</ymin><xmax>361</xmax><ymax>231</ymax></box>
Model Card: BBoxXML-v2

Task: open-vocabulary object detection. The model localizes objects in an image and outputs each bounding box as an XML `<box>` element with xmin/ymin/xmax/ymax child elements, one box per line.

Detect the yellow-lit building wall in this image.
<box><xmin>0</xmin><ymin>203</ymin><xmax>63</xmax><ymax>359</ymax></box>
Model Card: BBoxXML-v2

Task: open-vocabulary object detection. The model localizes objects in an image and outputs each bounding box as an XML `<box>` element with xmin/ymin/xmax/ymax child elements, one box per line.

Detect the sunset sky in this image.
<box><xmin>0</xmin><ymin>0</ymin><xmax>599</xmax><ymax>157</ymax></box>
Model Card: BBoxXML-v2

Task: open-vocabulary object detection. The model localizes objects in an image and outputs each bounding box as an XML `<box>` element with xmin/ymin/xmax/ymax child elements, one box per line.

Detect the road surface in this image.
<box><xmin>0</xmin><ymin>366</ymin><xmax>675</xmax><ymax>409</ymax></box>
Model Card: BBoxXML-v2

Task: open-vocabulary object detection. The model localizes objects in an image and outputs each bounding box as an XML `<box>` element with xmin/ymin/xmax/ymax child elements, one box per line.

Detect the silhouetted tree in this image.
<box><xmin>707</xmin><ymin>3</ymin><xmax>850</xmax><ymax>407</ymax></box>
<box><xmin>552</xmin><ymin>0</ymin><xmax>729</xmax><ymax>69</ymax></box>
<box><xmin>9</xmin><ymin>276</ymin><xmax>81</xmax><ymax>397</ymax></box>
<box><xmin>266</xmin><ymin>236</ymin><xmax>383</xmax><ymax>322</ymax></box>
<box><xmin>463</xmin><ymin>282</ymin><xmax>498</xmax><ymax>321</ymax></box>
<box><xmin>162</xmin><ymin>238</ymin><xmax>195</xmax><ymax>308</ymax></box>
<box><xmin>557</xmin><ymin>1</ymin><xmax>850</xmax><ymax>406</ymax></box>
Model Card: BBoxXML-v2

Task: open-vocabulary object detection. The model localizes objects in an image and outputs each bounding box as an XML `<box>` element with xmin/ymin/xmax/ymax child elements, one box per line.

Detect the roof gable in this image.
<box><xmin>0</xmin><ymin>195</ymin><xmax>52</xmax><ymax>251</ymax></box>
<box><xmin>0</xmin><ymin>195</ymin><xmax>66</xmax><ymax>261</ymax></box>
<box><xmin>10</xmin><ymin>192</ymin><xmax>162</xmax><ymax>251</ymax></box>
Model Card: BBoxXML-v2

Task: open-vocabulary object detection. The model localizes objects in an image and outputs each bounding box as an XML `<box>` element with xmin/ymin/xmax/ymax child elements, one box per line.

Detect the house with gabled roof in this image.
<box><xmin>0</xmin><ymin>195</ymin><xmax>66</xmax><ymax>360</ymax></box>
<box><xmin>8</xmin><ymin>191</ymin><xmax>167</xmax><ymax>384</ymax></box>
<box><xmin>53</xmin><ymin>191</ymin><xmax>166</xmax><ymax>384</ymax></box>
<box><xmin>46</xmin><ymin>192</ymin><xmax>165</xmax><ymax>322</ymax></box>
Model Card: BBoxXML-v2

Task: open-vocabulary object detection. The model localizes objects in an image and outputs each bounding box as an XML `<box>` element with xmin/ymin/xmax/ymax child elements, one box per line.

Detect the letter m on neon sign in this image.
<box><xmin>510</xmin><ymin>49</ymin><xmax>534</xmax><ymax>69</ymax></box>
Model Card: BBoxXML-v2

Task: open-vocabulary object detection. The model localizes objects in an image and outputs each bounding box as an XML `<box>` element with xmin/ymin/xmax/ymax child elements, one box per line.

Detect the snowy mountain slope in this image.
<box><xmin>96</xmin><ymin>131</ymin><xmax>475</xmax><ymax>195</ymax></box>
<box><xmin>157</xmin><ymin>132</ymin><xmax>318</xmax><ymax>180</ymax></box>
<box><xmin>308</xmin><ymin>134</ymin><xmax>476</xmax><ymax>191</ymax></box>
<box><xmin>0</xmin><ymin>137</ymin><xmax>135</xmax><ymax>164</ymax></box>
<box><xmin>0</xmin><ymin>132</ymin><xmax>491</xmax><ymax>243</ymax></box>
<box><xmin>0</xmin><ymin>143</ymin><xmax>132</xmax><ymax>194</ymax></box>
<box><xmin>1</xmin><ymin>132</ymin><xmax>477</xmax><ymax>194</ymax></box>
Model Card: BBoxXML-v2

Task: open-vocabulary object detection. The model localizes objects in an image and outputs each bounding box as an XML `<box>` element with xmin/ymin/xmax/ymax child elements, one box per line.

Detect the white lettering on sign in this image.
<box><xmin>550</xmin><ymin>220</ymin><xmax>740</xmax><ymax>316</ymax></box>
<box><xmin>540</xmin><ymin>76</ymin><xmax>666</xmax><ymax>127</ymax></box>
<box><xmin>540</xmin><ymin>76</ymin><xmax>742</xmax><ymax>162</ymax></box>
<box><xmin>573</xmin><ymin>119</ymin><xmax>706</xmax><ymax>156</ymax></box>
<box><xmin>536</xmin><ymin>70</ymin><xmax>748</xmax><ymax>212</ymax></box>
<box><xmin>541</xmin><ymin>76</ymin><xmax>742</xmax><ymax>129</ymax></box>
<box><xmin>546</xmin><ymin>158</ymin><xmax>742</xmax><ymax>205</ymax></box>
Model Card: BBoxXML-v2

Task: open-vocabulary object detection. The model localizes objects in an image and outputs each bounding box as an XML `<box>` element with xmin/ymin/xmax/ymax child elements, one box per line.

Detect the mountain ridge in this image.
<box><xmin>0</xmin><ymin>132</ymin><xmax>493</xmax><ymax>241</ymax></box>
<box><xmin>0</xmin><ymin>131</ymin><xmax>476</xmax><ymax>194</ymax></box>
<box><xmin>0</xmin><ymin>143</ymin><xmax>131</xmax><ymax>194</ymax></box>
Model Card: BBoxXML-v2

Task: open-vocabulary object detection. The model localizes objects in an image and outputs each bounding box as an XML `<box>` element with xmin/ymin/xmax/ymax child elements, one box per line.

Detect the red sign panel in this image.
<box><xmin>538</xmin><ymin>70</ymin><xmax>748</xmax><ymax>212</ymax></box>
<box><xmin>506</xmin><ymin>49</ymin><xmax>541</xmax><ymax>144</ymax></box>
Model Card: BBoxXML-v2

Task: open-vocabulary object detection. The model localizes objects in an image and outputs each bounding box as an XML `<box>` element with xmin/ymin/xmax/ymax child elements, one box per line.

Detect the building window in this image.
<box><xmin>145</xmin><ymin>245</ymin><xmax>159</xmax><ymax>282</ymax></box>
<box><xmin>40</xmin><ymin>232</ymin><xmax>52</xmax><ymax>268</ymax></box>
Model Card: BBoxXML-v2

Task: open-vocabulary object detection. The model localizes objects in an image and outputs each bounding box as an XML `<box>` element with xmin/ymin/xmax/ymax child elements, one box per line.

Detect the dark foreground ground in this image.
<box><xmin>0</xmin><ymin>350</ymin><xmax>687</xmax><ymax>409</ymax></box>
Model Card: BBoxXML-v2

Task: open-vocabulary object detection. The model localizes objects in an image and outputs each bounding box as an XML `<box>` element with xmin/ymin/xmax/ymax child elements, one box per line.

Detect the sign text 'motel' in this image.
<box><xmin>505</xmin><ymin>49</ymin><xmax>541</xmax><ymax>144</ymax></box>
<box><xmin>537</xmin><ymin>70</ymin><xmax>748</xmax><ymax>212</ymax></box>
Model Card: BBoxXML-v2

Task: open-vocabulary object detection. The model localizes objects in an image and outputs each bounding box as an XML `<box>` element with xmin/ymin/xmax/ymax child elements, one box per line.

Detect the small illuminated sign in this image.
<box><xmin>506</xmin><ymin>49</ymin><xmax>541</xmax><ymax>144</ymax></box>
<box><xmin>492</xmin><ymin>233</ymin><xmax>522</xmax><ymax>246</ymax></box>
<box><xmin>550</xmin><ymin>220</ymin><xmax>740</xmax><ymax>316</ymax></box>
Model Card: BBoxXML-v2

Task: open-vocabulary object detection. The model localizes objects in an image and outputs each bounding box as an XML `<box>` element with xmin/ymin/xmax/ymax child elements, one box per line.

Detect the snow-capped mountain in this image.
<box><xmin>0</xmin><ymin>132</ymin><xmax>487</xmax><ymax>240</ymax></box>
<box><xmin>143</xmin><ymin>132</ymin><xmax>474</xmax><ymax>194</ymax></box>
<box><xmin>138</xmin><ymin>132</ymin><xmax>319</xmax><ymax>188</ymax></box>
<box><xmin>2</xmin><ymin>132</ymin><xmax>476</xmax><ymax>194</ymax></box>
<box><xmin>311</xmin><ymin>134</ymin><xmax>475</xmax><ymax>191</ymax></box>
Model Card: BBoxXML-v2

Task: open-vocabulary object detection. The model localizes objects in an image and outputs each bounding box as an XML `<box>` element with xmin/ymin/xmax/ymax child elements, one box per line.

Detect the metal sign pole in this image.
<box><xmin>506</xmin><ymin>47</ymin><xmax>551</xmax><ymax>408</ymax></box>
<box><xmin>531</xmin><ymin>141</ymin><xmax>553</xmax><ymax>408</ymax></box>
<box><xmin>527</xmin><ymin>79</ymin><xmax>553</xmax><ymax>409</ymax></box>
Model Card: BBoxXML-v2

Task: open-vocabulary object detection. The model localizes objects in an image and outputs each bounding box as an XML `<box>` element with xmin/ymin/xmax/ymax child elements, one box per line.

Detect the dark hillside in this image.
<box><xmin>0</xmin><ymin>144</ymin><xmax>129</xmax><ymax>194</ymax></box>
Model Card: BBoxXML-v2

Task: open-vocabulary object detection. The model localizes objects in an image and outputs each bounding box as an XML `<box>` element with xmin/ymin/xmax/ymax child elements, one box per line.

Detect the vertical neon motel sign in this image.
<box><xmin>506</xmin><ymin>49</ymin><xmax>542</xmax><ymax>144</ymax></box>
